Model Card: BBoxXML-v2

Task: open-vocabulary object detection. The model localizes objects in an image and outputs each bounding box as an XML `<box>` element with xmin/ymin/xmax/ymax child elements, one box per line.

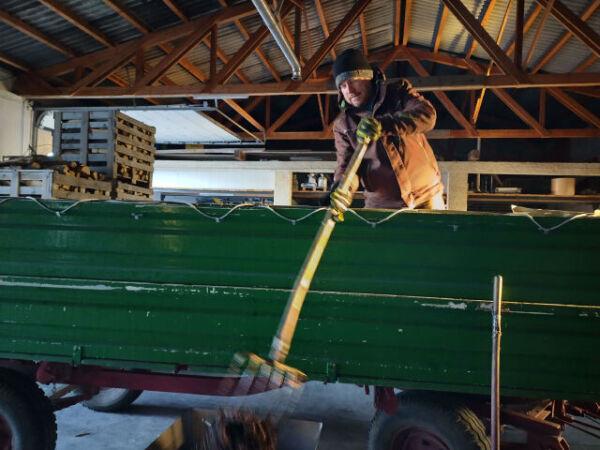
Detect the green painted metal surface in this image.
<box><xmin>0</xmin><ymin>199</ymin><xmax>598</xmax><ymax>400</ymax></box>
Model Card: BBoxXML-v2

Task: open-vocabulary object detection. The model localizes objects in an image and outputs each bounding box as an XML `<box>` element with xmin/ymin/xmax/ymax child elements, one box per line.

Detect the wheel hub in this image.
<box><xmin>392</xmin><ymin>427</ymin><xmax>450</xmax><ymax>450</ymax></box>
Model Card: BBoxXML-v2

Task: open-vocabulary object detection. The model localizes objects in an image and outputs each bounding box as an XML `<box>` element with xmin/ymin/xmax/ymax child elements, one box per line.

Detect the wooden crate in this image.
<box><xmin>0</xmin><ymin>169</ymin><xmax>53</xmax><ymax>198</ymax></box>
<box><xmin>113</xmin><ymin>112</ymin><xmax>155</xmax><ymax>188</ymax></box>
<box><xmin>53</xmin><ymin>111</ymin><xmax>156</xmax><ymax>190</ymax></box>
<box><xmin>52</xmin><ymin>173</ymin><xmax>112</xmax><ymax>200</ymax></box>
<box><xmin>114</xmin><ymin>181</ymin><xmax>153</xmax><ymax>201</ymax></box>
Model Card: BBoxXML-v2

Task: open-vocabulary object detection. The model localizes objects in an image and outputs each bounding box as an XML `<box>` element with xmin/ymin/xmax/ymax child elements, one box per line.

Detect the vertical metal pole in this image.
<box><xmin>491</xmin><ymin>275</ymin><xmax>503</xmax><ymax>450</ymax></box>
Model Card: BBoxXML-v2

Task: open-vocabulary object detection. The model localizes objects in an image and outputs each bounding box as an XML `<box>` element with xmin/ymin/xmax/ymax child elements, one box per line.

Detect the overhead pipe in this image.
<box><xmin>251</xmin><ymin>0</ymin><xmax>302</xmax><ymax>80</ymax></box>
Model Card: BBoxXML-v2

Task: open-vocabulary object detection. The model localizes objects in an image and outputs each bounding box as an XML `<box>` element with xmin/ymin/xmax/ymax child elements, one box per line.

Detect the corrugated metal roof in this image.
<box><xmin>0</xmin><ymin>0</ymin><xmax>597</xmax><ymax>82</ymax></box>
<box><xmin>121</xmin><ymin>109</ymin><xmax>240</xmax><ymax>143</ymax></box>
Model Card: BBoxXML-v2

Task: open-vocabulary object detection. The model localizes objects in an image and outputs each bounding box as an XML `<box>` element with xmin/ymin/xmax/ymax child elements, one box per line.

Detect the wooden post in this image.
<box><xmin>515</xmin><ymin>0</ymin><xmax>524</xmax><ymax>69</ymax></box>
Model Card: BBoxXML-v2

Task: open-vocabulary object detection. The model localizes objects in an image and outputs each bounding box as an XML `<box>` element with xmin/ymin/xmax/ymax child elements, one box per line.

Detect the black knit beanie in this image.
<box><xmin>332</xmin><ymin>49</ymin><xmax>373</xmax><ymax>89</ymax></box>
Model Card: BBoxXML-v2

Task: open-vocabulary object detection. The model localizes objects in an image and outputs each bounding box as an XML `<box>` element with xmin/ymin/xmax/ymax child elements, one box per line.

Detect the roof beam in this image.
<box><xmin>546</xmin><ymin>88</ymin><xmax>600</xmax><ymax>128</ymax></box>
<box><xmin>465</xmin><ymin>0</ymin><xmax>497</xmax><ymax>58</ymax></box>
<box><xmin>574</xmin><ymin>54</ymin><xmax>598</xmax><ymax>73</ymax></box>
<box><xmin>403</xmin><ymin>48</ymin><xmax>477</xmax><ymax>136</ymax></box>
<box><xmin>532</xmin><ymin>0</ymin><xmax>600</xmax><ymax>72</ymax></box>
<box><xmin>314</xmin><ymin>0</ymin><xmax>336</xmax><ymax>59</ymax></box>
<box><xmin>207</xmin><ymin>2</ymin><xmax>294</xmax><ymax>87</ymax></box>
<box><xmin>161</xmin><ymin>0</ymin><xmax>188</xmax><ymax>22</ymax></box>
<box><xmin>0</xmin><ymin>51</ymin><xmax>31</xmax><ymax>72</ymax></box>
<box><xmin>35</xmin><ymin>3</ymin><xmax>255</xmax><ymax>78</ymax></box>
<box><xmin>472</xmin><ymin>0</ymin><xmax>513</xmax><ymax>123</ymax></box>
<box><xmin>534</xmin><ymin>0</ymin><xmax>600</xmax><ymax>58</ymax></box>
<box><xmin>524</xmin><ymin>0</ymin><xmax>556</xmax><ymax>67</ymax></box>
<box><xmin>359</xmin><ymin>13</ymin><xmax>369</xmax><ymax>55</ymax></box>
<box><xmin>433</xmin><ymin>5</ymin><xmax>449</xmax><ymax>53</ymax></box>
<box><xmin>466</xmin><ymin>60</ymin><xmax>546</xmax><ymax>136</ymax></box>
<box><xmin>267</xmin><ymin>95</ymin><xmax>312</xmax><ymax>134</ymax></box>
<box><xmin>302</xmin><ymin>0</ymin><xmax>373</xmax><ymax>80</ymax></box>
<box><xmin>393</xmin><ymin>0</ymin><xmax>401</xmax><ymax>47</ymax></box>
<box><xmin>402</xmin><ymin>0</ymin><xmax>413</xmax><ymax>46</ymax></box>
<box><xmin>18</xmin><ymin>72</ymin><xmax>600</xmax><ymax>99</ymax></box>
<box><xmin>38</xmin><ymin>0</ymin><xmax>113</xmax><ymax>47</ymax></box>
<box><xmin>0</xmin><ymin>9</ymin><xmax>75</xmax><ymax>57</ymax></box>
<box><xmin>217</xmin><ymin>0</ymin><xmax>281</xmax><ymax>81</ymax></box>
<box><xmin>134</xmin><ymin>25</ymin><xmax>213</xmax><ymax>90</ymax></box>
<box><xmin>441</xmin><ymin>0</ymin><xmax>528</xmax><ymax>82</ymax></box>
<box><xmin>268</xmin><ymin>129</ymin><xmax>600</xmax><ymax>140</ymax></box>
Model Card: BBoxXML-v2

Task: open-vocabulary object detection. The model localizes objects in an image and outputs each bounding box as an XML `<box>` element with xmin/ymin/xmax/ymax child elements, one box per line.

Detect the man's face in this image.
<box><xmin>339</xmin><ymin>78</ymin><xmax>372</xmax><ymax>108</ymax></box>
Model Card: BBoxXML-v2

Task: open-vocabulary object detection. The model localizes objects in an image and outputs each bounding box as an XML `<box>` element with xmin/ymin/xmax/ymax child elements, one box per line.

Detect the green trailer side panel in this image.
<box><xmin>0</xmin><ymin>199</ymin><xmax>598</xmax><ymax>400</ymax></box>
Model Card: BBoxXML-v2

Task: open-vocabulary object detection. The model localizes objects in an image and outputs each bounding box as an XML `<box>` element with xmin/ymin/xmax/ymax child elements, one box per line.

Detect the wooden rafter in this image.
<box><xmin>216</xmin><ymin>0</ymin><xmax>281</xmax><ymax>82</ymax></box>
<box><xmin>472</xmin><ymin>0</ymin><xmax>512</xmax><ymax>123</ymax></box>
<box><xmin>161</xmin><ymin>0</ymin><xmax>188</xmax><ymax>22</ymax></box>
<box><xmin>547</xmin><ymin>88</ymin><xmax>600</xmax><ymax>128</ymax></box>
<box><xmin>268</xmin><ymin>129</ymin><xmax>600</xmax><ymax>140</ymax></box>
<box><xmin>0</xmin><ymin>9</ymin><xmax>75</xmax><ymax>57</ymax></box>
<box><xmin>466</xmin><ymin>60</ymin><xmax>546</xmax><ymax>136</ymax></box>
<box><xmin>314</xmin><ymin>0</ymin><xmax>336</xmax><ymax>60</ymax></box>
<box><xmin>18</xmin><ymin>72</ymin><xmax>600</xmax><ymax>98</ymax></box>
<box><xmin>433</xmin><ymin>5</ymin><xmax>449</xmax><ymax>53</ymax></box>
<box><xmin>574</xmin><ymin>54</ymin><xmax>598</xmax><ymax>73</ymax></box>
<box><xmin>36</xmin><ymin>3</ymin><xmax>255</xmax><ymax>78</ymax></box>
<box><xmin>524</xmin><ymin>0</ymin><xmax>555</xmax><ymax>67</ymax></box>
<box><xmin>534</xmin><ymin>0</ymin><xmax>600</xmax><ymax>57</ymax></box>
<box><xmin>302</xmin><ymin>0</ymin><xmax>372</xmax><ymax>81</ymax></box>
<box><xmin>441</xmin><ymin>0</ymin><xmax>527</xmax><ymax>82</ymax></box>
<box><xmin>393</xmin><ymin>0</ymin><xmax>401</xmax><ymax>47</ymax></box>
<box><xmin>70</xmin><ymin>43</ymin><xmax>138</xmax><ymax>94</ymax></box>
<box><xmin>208</xmin><ymin>2</ymin><xmax>294</xmax><ymax>88</ymax></box>
<box><xmin>402</xmin><ymin>0</ymin><xmax>413</xmax><ymax>46</ymax></box>
<box><xmin>0</xmin><ymin>51</ymin><xmax>30</xmax><ymax>72</ymax></box>
<box><xmin>515</xmin><ymin>0</ymin><xmax>524</xmax><ymax>69</ymax></box>
<box><xmin>465</xmin><ymin>0</ymin><xmax>497</xmax><ymax>59</ymax></box>
<box><xmin>268</xmin><ymin>95</ymin><xmax>312</xmax><ymax>134</ymax></box>
<box><xmin>532</xmin><ymin>0</ymin><xmax>600</xmax><ymax>73</ymax></box>
<box><xmin>134</xmin><ymin>25</ymin><xmax>214</xmax><ymax>90</ymax></box>
<box><xmin>359</xmin><ymin>14</ymin><xmax>369</xmax><ymax>56</ymax></box>
<box><xmin>403</xmin><ymin>48</ymin><xmax>477</xmax><ymax>136</ymax></box>
<box><xmin>38</xmin><ymin>0</ymin><xmax>113</xmax><ymax>47</ymax></box>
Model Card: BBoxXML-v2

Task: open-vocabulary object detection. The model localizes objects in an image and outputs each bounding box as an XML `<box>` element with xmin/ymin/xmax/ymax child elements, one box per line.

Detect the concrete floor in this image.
<box><xmin>53</xmin><ymin>382</ymin><xmax>600</xmax><ymax>449</ymax></box>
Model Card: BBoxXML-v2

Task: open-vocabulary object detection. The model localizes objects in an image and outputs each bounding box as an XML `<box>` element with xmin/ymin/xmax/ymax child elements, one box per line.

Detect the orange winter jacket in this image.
<box><xmin>333</xmin><ymin>72</ymin><xmax>443</xmax><ymax>209</ymax></box>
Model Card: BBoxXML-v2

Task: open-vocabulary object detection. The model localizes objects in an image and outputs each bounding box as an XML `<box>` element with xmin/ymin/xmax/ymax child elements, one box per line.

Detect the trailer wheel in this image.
<box><xmin>83</xmin><ymin>388</ymin><xmax>142</xmax><ymax>412</ymax></box>
<box><xmin>369</xmin><ymin>392</ymin><xmax>491</xmax><ymax>450</ymax></box>
<box><xmin>0</xmin><ymin>381</ymin><xmax>46</xmax><ymax>450</ymax></box>
<box><xmin>0</xmin><ymin>369</ymin><xmax>57</xmax><ymax>450</ymax></box>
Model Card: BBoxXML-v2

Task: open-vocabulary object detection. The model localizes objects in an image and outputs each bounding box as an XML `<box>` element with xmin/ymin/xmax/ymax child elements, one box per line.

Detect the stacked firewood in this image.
<box><xmin>52</xmin><ymin>162</ymin><xmax>112</xmax><ymax>200</ymax></box>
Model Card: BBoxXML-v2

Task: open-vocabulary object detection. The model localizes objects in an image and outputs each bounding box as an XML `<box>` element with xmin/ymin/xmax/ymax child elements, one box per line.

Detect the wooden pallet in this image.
<box><xmin>114</xmin><ymin>181</ymin><xmax>153</xmax><ymax>201</ymax></box>
<box><xmin>52</xmin><ymin>173</ymin><xmax>112</xmax><ymax>200</ymax></box>
<box><xmin>114</xmin><ymin>112</ymin><xmax>155</xmax><ymax>188</ymax></box>
<box><xmin>0</xmin><ymin>169</ymin><xmax>53</xmax><ymax>198</ymax></box>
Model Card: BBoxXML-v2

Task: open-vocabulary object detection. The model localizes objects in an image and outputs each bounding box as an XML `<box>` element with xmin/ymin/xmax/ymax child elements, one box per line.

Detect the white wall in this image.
<box><xmin>0</xmin><ymin>90</ymin><xmax>33</xmax><ymax>158</ymax></box>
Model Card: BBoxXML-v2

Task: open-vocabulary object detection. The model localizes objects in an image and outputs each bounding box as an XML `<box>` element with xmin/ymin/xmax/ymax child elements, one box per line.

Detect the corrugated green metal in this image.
<box><xmin>0</xmin><ymin>199</ymin><xmax>598</xmax><ymax>400</ymax></box>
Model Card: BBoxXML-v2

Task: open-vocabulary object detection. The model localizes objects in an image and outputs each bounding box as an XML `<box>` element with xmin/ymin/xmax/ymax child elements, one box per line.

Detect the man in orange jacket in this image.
<box><xmin>330</xmin><ymin>49</ymin><xmax>445</xmax><ymax>217</ymax></box>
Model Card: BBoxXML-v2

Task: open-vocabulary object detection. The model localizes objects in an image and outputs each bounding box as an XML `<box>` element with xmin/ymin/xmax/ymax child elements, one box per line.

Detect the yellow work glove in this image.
<box><xmin>356</xmin><ymin>117</ymin><xmax>382</xmax><ymax>144</ymax></box>
<box><xmin>330</xmin><ymin>187</ymin><xmax>352</xmax><ymax>222</ymax></box>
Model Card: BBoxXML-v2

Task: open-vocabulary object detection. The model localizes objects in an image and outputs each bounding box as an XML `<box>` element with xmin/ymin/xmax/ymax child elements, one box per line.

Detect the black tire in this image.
<box><xmin>368</xmin><ymin>391</ymin><xmax>491</xmax><ymax>450</ymax></box>
<box><xmin>0</xmin><ymin>381</ymin><xmax>46</xmax><ymax>450</ymax></box>
<box><xmin>0</xmin><ymin>369</ymin><xmax>57</xmax><ymax>450</ymax></box>
<box><xmin>82</xmin><ymin>388</ymin><xmax>143</xmax><ymax>412</ymax></box>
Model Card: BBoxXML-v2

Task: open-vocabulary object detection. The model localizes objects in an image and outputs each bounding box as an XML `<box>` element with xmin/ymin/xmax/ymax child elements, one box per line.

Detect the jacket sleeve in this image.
<box><xmin>333</xmin><ymin>122</ymin><xmax>353</xmax><ymax>183</ymax></box>
<box><xmin>380</xmin><ymin>79</ymin><xmax>436</xmax><ymax>135</ymax></box>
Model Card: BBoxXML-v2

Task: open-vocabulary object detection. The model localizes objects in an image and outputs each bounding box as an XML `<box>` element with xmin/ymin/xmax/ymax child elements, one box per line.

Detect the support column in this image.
<box><xmin>445</xmin><ymin>169</ymin><xmax>469</xmax><ymax>211</ymax></box>
<box><xmin>274</xmin><ymin>170</ymin><xmax>293</xmax><ymax>206</ymax></box>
